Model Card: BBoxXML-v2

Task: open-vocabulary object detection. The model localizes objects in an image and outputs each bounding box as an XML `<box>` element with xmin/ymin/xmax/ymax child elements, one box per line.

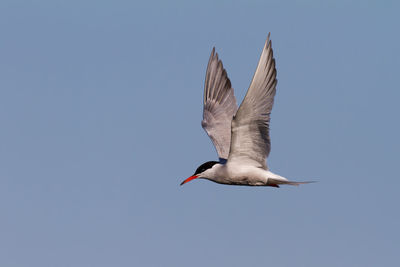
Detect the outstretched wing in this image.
<box><xmin>202</xmin><ymin>48</ymin><xmax>237</xmax><ymax>161</ymax></box>
<box><xmin>228</xmin><ymin>33</ymin><xmax>277</xmax><ymax>169</ymax></box>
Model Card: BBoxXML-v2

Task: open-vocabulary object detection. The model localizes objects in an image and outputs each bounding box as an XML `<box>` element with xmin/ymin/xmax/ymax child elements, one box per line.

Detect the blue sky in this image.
<box><xmin>0</xmin><ymin>1</ymin><xmax>399</xmax><ymax>266</ymax></box>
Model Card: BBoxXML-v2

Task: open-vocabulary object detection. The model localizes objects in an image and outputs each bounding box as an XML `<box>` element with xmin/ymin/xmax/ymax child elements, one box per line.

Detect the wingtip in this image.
<box><xmin>210</xmin><ymin>46</ymin><xmax>216</xmax><ymax>58</ymax></box>
<box><xmin>212</xmin><ymin>47</ymin><xmax>220</xmax><ymax>61</ymax></box>
<box><xmin>264</xmin><ymin>32</ymin><xmax>272</xmax><ymax>50</ymax></box>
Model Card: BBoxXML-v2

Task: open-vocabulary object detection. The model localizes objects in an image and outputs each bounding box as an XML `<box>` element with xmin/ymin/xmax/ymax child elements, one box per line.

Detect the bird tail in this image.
<box><xmin>267</xmin><ymin>178</ymin><xmax>316</xmax><ymax>187</ymax></box>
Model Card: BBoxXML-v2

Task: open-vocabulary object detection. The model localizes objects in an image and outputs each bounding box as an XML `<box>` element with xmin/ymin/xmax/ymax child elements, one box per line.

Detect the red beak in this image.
<box><xmin>180</xmin><ymin>175</ymin><xmax>198</xmax><ymax>186</ymax></box>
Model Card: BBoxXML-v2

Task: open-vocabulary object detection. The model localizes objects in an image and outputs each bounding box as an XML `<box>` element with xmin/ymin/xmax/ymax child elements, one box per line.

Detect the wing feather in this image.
<box><xmin>202</xmin><ymin>48</ymin><xmax>237</xmax><ymax>160</ymax></box>
<box><xmin>228</xmin><ymin>34</ymin><xmax>277</xmax><ymax>168</ymax></box>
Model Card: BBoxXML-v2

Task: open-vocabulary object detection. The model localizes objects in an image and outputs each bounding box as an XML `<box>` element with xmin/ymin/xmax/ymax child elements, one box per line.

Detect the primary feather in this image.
<box><xmin>228</xmin><ymin>33</ymin><xmax>277</xmax><ymax>169</ymax></box>
<box><xmin>202</xmin><ymin>47</ymin><xmax>237</xmax><ymax>160</ymax></box>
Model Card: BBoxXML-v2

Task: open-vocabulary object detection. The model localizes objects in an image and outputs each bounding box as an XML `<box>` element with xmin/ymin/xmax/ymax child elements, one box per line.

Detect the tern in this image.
<box><xmin>181</xmin><ymin>34</ymin><xmax>311</xmax><ymax>187</ymax></box>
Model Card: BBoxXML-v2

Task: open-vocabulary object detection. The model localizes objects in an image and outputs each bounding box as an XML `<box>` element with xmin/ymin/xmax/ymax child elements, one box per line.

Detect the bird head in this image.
<box><xmin>180</xmin><ymin>161</ymin><xmax>219</xmax><ymax>185</ymax></box>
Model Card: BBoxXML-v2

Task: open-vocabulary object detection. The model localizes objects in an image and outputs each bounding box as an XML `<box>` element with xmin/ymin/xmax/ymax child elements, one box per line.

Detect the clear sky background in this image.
<box><xmin>0</xmin><ymin>1</ymin><xmax>399</xmax><ymax>266</ymax></box>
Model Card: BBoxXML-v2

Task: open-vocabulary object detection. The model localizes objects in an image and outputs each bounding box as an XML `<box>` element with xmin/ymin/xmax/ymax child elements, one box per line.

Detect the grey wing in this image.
<box><xmin>228</xmin><ymin>33</ymin><xmax>277</xmax><ymax>168</ymax></box>
<box><xmin>202</xmin><ymin>48</ymin><xmax>237</xmax><ymax>161</ymax></box>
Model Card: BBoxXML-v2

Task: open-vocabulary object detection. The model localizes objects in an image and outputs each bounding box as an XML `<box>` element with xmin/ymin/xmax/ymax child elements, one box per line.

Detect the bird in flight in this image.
<box><xmin>181</xmin><ymin>33</ymin><xmax>312</xmax><ymax>188</ymax></box>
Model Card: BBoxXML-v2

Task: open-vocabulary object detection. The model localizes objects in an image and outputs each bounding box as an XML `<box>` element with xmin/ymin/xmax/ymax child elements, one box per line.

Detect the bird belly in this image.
<box><xmin>217</xmin><ymin>164</ymin><xmax>268</xmax><ymax>186</ymax></box>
